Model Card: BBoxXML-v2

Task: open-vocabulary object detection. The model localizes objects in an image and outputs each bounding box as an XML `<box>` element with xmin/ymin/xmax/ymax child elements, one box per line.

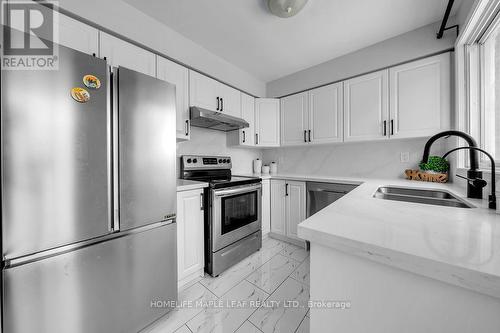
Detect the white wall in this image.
<box><xmin>57</xmin><ymin>0</ymin><xmax>266</xmax><ymax>97</ymax></box>
<box><xmin>457</xmin><ymin>0</ymin><xmax>478</xmax><ymax>26</ymax></box>
<box><xmin>176</xmin><ymin>127</ymin><xmax>262</xmax><ymax>177</ymax></box>
<box><xmin>262</xmin><ymin>139</ymin><xmax>451</xmax><ymax>180</ymax></box>
<box><xmin>267</xmin><ymin>19</ymin><xmax>457</xmax><ymax>97</ymax></box>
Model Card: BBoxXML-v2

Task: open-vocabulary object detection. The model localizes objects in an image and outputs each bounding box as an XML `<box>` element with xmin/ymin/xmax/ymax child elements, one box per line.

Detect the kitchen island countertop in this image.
<box><xmin>287</xmin><ymin>175</ymin><xmax>500</xmax><ymax>299</ymax></box>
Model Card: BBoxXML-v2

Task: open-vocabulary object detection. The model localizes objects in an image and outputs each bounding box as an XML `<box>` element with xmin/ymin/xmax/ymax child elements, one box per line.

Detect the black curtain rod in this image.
<box><xmin>437</xmin><ymin>0</ymin><xmax>459</xmax><ymax>39</ymax></box>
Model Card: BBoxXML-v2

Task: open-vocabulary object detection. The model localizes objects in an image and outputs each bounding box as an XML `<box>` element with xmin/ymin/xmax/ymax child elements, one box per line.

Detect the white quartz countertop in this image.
<box><xmin>176</xmin><ymin>179</ymin><xmax>208</xmax><ymax>192</ymax></box>
<box><xmin>285</xmin><ymin>175</ymin><xmax>500</xmax><ymax>299</ymax></box>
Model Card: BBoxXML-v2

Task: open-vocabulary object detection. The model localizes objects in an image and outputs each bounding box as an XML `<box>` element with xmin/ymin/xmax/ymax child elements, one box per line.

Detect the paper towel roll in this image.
<box><xmin>253</xmin><ymin>159</ymin><xmax>262</xmax><ymax>174</ymax></box>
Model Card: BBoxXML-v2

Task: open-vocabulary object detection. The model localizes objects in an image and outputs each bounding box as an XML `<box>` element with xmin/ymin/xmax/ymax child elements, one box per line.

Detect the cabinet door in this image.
<box><xmin>29</xmin><ymin>6</ymin><xmax>99</xmax><ymax>56</ymax></box>
<box><xmin>99</xmin><ymin>32</ymin><xmax>156</xmax><ymax>77</ymax></box>
<box><xmin>309</xmin><ymin>83</ymin><xmax>343</xmax><ymax>144</ymax></box>
<box><xmin>59</xmin><ymin>14</ymin><xmax>99</xmax><ymax>55</ymax></box>
<box><xmin>344</xmin><ymin>70</ymin><xmax>389</xmax><ymax>142</ymax></box>
<box><xmin>157</xmin><ymin>56</ymin><xmax>190</xmax><ymax>141</ymax></box>
<box><xmin>177</xmin><ymin>189</ymin><xmax>204</xmax><ymax>284</ymax></box>
<box><xmin>270</xmin><ymin>180</ymin><xmax>286</xmax><ymax>235</ymax></box>
<box><xmin>389</xmin><ymin>53</ymin><xmax>451</xmax><ymax>139</ymax></box>
<box><xmin>255</xmin><ymin>98</ymin><xmax>280</xmax><ymax>147</ymax></box>
<box><xmin>240</xmin><ymin>93</ymin><xmax>256</xmax><ymax>146</ymax></box>
<box><xmin>281</xmin><ymin>92</ymin><xmax>309</xmax><ymax>146</ymax></box>
<box><xmin>261</xmin><ymin>179</ymin><xmax>271</xmax><ymax>236</ymax></box>
<box><xmin>189</xmin><ymin>70</ymin><xmax>219</xmax><ymax>111</ymax></box>
<box><xmin>285</xmin><ymin>181</ymin><xmax>306</xmax><ymax>241</ymax></box>
<box><xmin>219</xmin><ymin>84</ymin><xmax>242</xmax><ymax>118</ymax></box>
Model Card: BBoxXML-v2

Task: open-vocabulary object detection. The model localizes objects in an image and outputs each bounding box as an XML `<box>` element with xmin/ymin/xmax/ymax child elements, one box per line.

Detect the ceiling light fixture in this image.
<box><xmin>268</xmin><ymin>0</ymin><xmax>309</xmax><ymax>18</ymax></box>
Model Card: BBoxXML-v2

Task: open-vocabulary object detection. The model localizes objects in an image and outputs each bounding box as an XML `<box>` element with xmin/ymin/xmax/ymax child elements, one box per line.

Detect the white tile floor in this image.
<box><xmin>143</xmin><ymin>238</ymin><xmax>310</xmax><ymax>333</ymax></box>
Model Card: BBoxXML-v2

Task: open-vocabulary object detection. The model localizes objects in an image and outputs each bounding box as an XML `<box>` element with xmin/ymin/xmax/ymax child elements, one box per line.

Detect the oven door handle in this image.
<box><xmin>213</xmin><ymin>184</ymin><xmax>262</xmax><ymax>197</ymax></box>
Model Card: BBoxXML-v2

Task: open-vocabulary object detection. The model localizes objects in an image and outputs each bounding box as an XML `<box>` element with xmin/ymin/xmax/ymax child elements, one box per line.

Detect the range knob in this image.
<box><xmin>219</xmin><ymin>159</ymin><xmax>223</xmax><ymax>163</ymax></box>
<box><xmin>193</xmin><ymin>158</ymin><xmax>198</xmax><ymax>163</ymax></box>
<box><xmin>187</xmin><ymin>158</ymin><xmax>192</xmax><ymax>163</ymax></box>
<box><xmin>223</xmin><ymin>159</ymin><xmax>228</xmax><ymax>163</ymax></box>
<box><xmin>227</xmin><ymin>158</ymin><xmax>231</xmax><ymax>163</ymax></box>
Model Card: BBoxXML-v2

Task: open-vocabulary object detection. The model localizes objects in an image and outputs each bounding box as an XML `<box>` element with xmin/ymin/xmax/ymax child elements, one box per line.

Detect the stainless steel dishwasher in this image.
<box><xmin>306</xmin><ymin>182</ymin><xmax>359</xmax><ymax>217</ymax></box>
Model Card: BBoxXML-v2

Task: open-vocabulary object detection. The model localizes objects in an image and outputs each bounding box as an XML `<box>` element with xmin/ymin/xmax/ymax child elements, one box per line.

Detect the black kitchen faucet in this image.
<box><xmin>421</xmin><ymin>130</ymin><xmax>496</xmax><ymax>209</ymax></box>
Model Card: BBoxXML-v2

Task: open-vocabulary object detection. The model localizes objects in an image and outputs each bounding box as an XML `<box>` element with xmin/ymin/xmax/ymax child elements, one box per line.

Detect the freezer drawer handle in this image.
<box><xmin>185</xmin><ymin>120</ymin><xmax>189</xmax><ymax>136</ymax></box>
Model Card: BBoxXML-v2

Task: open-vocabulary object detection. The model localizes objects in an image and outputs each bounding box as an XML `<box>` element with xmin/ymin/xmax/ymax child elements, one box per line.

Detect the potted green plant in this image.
<box><xmin>419</xmin><ymin>156</ymin><xmax>449</xmax><ymax>174</ymax></box>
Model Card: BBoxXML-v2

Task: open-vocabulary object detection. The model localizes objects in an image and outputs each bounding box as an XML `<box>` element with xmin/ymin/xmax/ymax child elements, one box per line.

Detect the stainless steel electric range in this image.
<box><xmin>181</xmin><ymin>155</ymin><xmax>262</xmax><ymax>277</ymax></box>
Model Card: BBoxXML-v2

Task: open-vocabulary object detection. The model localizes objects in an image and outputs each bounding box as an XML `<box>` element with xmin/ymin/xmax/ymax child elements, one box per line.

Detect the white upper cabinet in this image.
<box><xmin>58</xmin><ymin>14</ymin><xmax>99</xmax><ymax>55</ymax></box>
<box><xmin>219</xmin><ymin>84</ymin><xmax>242</xmax><ymax>118</ymax></box>
<box><xmin>389</xmin><ymin>53</ymin><xmax>451</xmax><ymax>139</ymax></box>
<box><xmin>255</xmin><ymin>98</ymin><xmax>280</xmax><ymax>147</ymax></box>
<box><xmin>309</xmin><ymin>83</ymin><xmax>343</xmax><ymax>144</ymax></box>
<box><xmin>157</xmin><ymin>56</ymin><xmax>190</xmax><ymax>141</ymax></box>
<box><xmin>281</xmin><ymin>83</ymin><xmax>343</xmax><ymax>146</ymax></box>
<box><xmin>344</xmin><ymin>70</ymin><xmax>389</xmax><ymax>142</ymax></box>
<box><xmin>189</xmin><ymin>71</ymin><xmax>241</xmax><ymax>117</ymax></box>
<box><xmin>281</xmin><ymin>92</ymin><xmax>309</xmax><ymax>146</ymax></box>
<box><xmin>99</xmin><ymin>32</ymin><xmax>156</xmax><ymax>76</ymax></box>
<box><xmin>239</xmin><ymin>93</ymin><xmax>256</xmax><ymax>146</ymax></box>
<box><xmin>189</xmin><ymin>70</ymin><xmax>219</xmax><ymax>111</ymax></box>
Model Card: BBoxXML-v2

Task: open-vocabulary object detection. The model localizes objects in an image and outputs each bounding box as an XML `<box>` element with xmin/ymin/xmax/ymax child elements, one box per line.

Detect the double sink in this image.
<box><xmin>374</xmin><ymin>186</ymin><xmax>474</xmax><ymax>209</ymax></box>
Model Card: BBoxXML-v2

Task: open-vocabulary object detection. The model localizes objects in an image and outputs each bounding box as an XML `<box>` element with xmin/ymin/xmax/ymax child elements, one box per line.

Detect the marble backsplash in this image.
<box><xmin>262</xmin><ymin>138</ymin><xmax>452</xmax><ymax>180</ymax></box>
<box><xmin>176</xmin><ymin>126</ymin><xmax>262</xmax><ymax>177</ymax></box>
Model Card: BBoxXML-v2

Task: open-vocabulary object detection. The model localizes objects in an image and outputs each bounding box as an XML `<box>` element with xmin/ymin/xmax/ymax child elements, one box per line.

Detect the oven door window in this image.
<box><xmin>221</xmin><ymin>191</ymin><xmax>258</xmax><ymax>235</ymax></box>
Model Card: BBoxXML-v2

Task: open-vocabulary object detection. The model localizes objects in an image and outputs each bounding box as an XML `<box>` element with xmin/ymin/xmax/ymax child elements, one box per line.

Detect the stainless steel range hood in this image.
<box><xmin>190</xmin><ymin>106</ymin><xmax>249</xmax><ymax>132</ymax></box>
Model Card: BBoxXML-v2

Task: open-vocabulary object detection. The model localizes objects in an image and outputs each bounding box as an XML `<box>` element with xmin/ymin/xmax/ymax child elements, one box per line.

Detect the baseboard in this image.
<box><xmin>268</xmin><ymin>232</ymin><xmax>307</xmax><ymax>248</ymax></box>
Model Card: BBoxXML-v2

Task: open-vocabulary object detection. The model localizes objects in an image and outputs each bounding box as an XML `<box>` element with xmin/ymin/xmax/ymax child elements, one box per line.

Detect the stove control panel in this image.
<box><xmin>181</xmin><ymin>155</ymin><xmax>232</xmax><ymax>170</ymax></box>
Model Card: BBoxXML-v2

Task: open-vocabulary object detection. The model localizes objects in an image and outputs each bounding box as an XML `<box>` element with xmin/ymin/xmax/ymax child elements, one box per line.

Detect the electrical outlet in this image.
<box><xmin>400</xmin><ymin>152</ymin><xmax>410</xmax><ymax>163</ymax></box>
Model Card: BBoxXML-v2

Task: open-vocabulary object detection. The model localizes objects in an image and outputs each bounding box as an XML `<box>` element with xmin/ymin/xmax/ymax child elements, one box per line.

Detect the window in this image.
<box><xmin>459</xmin><ymin>0</ymin><xmax>500</xmax><ymax>169</ymax></box>
<box><xmin>480</xmin><ymin>18</ymin><xmax>500</xmax><ymax>164</ymax></box>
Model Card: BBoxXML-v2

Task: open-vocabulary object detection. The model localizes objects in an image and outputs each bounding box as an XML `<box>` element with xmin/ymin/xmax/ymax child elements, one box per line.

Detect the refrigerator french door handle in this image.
<box><xmin>112</xmin><ymin>66</ymin><xmax>120</xmax><ymax>232</ymax></box>
<box><xmin>106</xmin><ymin>66</ymin><xmax>113</xmax><ymax>233</ymax></box>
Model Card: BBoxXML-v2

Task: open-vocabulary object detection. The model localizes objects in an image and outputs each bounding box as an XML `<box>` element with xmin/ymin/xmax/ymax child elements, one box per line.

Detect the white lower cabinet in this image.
<box><xmin>270</xmin><ymin>180</ymin><xmax>286</xmax><ymax>235</ymax></box>
<box><xmin>270</xmin><ymin>179</ymin><xmax>306</xmax><ymax>241</ymax></box>
<box><xmin>177</xmin><ymin>189</ymin><xmax>205</xmax><ymax>287</ymax></box>
<box><xmin>261</xmin><ymin>179</ymin><xmax>271</xmax><ymax>236</ymax></box>
<box><xmin>285</xmin><ymin>181</ymin><xmax>306</xmax><ymax>241</ymax></box>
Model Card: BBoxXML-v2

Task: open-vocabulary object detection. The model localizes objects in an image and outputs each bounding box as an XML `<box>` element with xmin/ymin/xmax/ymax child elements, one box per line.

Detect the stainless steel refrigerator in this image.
<box><xmin>1</xmin><ymin>44</ymin><xmax>177</xmax><ymax>332</ymax></box>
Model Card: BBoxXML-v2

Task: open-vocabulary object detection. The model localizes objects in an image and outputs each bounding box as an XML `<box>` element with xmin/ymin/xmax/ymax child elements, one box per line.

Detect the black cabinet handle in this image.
<box><xmin>285</xmin><ymin>183</ymin><xmax>289</xmax><ymax>196</ymax></box>
<box><xmin>308</xmin><ymin>130</ymin><xmax>311</xmax><ymax>142</ymax></box>
<box><xmin>216</xmin><ymin>97</ymin><xmax>220</xmax><ymax>111</ymax></box>
<box><xmin>391</xmin><ymin>119</ymin><xmax>394</xmax><ymax>136</ymax></box>
<box><xmin>220</xmin><ymin>98</ymin><xmax>224</xmax><ymax>112</ymax></box>
<box><xmin>383</xmin><ymin>120</ymin><xmax>387</xmax><ymax>136</ymax></box>
<box><xmin>243</xmin><ymin>130</ymin><xmax>246</xmax><ymax>143</ymax></box>
<box><xmin>255</xmin><ymin>133</ymin><xmax>259</xmax><ymax>145</ymax></box>
<box><xmin>304</xmin><ymin>130</ymin><xmax>307</xmax><ymax>142</ymax></box>
<box><xmin>185</xmin><ymin>120</ymin><xmax>189</xmax><ymax>136</ymax></box>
